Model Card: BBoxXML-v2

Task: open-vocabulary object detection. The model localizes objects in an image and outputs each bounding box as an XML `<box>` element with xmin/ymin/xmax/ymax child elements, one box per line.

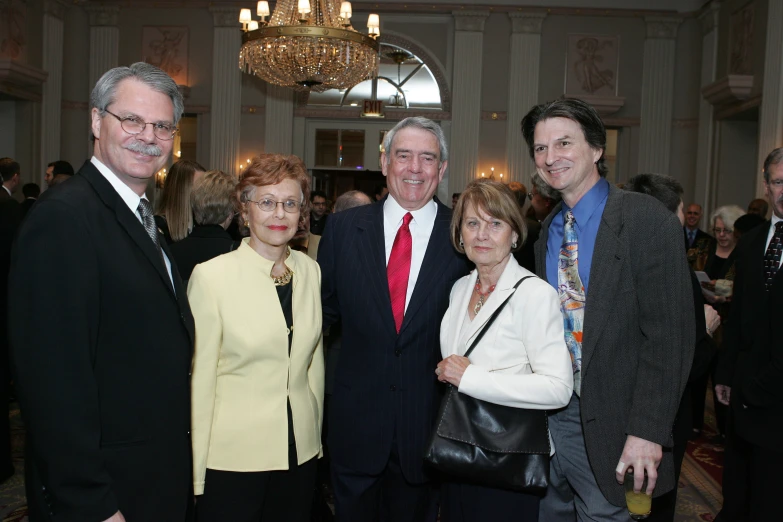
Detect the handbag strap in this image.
<box><xmin>463</xmin><ymin>276</ymin><xmax>534</xmax><ymax>359</ymax></box>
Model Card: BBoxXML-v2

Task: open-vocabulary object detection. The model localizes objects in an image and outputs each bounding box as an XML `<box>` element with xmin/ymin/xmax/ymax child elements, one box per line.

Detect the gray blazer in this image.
<box><xmin>535</xmin><ymin>183</ymin><xmax>695</xmax><ymax>506</ymax></box>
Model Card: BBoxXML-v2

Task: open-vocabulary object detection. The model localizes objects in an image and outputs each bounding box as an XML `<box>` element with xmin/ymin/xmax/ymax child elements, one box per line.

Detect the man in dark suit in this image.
<box><xmin>0</xmin><ymin>157</ymin><xmax>21</xmax><ymax>484</ymax></box>
<box><xmin>684</xmin><ymin>203</ymin><xmax>714</xmax><ymax>249</ymax></box>
<box><xmin>521</xmin><ymin>99</ymin><xmax>694</xmax><ymax>520</ymax></box>
<box><xmin>714</xmin><ymin>147</ymin><xmax>783</xmax><ymax>521</ymax></box>
<box><xmin>19</xmin><ymin>182</ymin><xmax>40</xmax><ymax>220</ymax></box>
<box><xmin>8</xmin><ymin>62</ymin><xmax>194</xmax><ymax>522</ymax></box>
<box><xmin>310</xmin><ymin>190</ymin><xmax>329</xmax><ymax>235</ymax></box>
<box><xmin>319</xmin><ymin>117</ymin><xmax>470</xmax><ymax>522</ymax></box>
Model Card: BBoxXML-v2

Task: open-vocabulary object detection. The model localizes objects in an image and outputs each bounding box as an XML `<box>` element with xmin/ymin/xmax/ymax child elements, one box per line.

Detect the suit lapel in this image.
<box><xmin>400</xmin><ymin>202</ymin><xmax>453</xmax><ymax>334</ymax></box>
<box><xmin>79</xmin><ymin>162</ymin><xmax>177</xmax><ymax>301</ymax></box>
<box><xmin>580</xmin><ymin>186</ymin><xmax>624</xmax><ymax>375</ymax></box>
<box><xmin>534</xmin><ymin>203</ymin><xmax>562</xmax><ymax>279</ymax></box>
<box><xmin>357</xmin><ymin>202</ymin><xmax>397</xmax><ymax>336</ymax></box>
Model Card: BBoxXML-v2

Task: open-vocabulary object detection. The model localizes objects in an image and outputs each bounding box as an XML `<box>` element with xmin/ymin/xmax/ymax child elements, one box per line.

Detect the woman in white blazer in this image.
<box><xmin>189</xmin><ymin>154</ymin><xmax>323</xmax><ymax>522</ymax></box>
<box><xmin>436</xmin><ymin>179</ymin><xmax>573</xmax><ymax>522</ymax></box>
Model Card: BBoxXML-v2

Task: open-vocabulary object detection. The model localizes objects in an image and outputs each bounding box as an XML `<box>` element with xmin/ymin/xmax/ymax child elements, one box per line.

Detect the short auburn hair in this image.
<box><xmin>236</xmin><ymin>154</ymin><xmax>311</xmax><ymax>216</ymax></box>
<box><xmin>451</xmin><ymin>179</ymin><xmax>527</xmax><ymax>254</ymax></box>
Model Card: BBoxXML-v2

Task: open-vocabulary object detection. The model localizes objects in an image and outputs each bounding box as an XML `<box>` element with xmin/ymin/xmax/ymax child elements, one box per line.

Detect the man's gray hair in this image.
<box><xmin>90</xmin><ymin>62</ymin><xmax>184</xmax><ymax>125</ymax></box>
<box><xmin>762</xmin><ymin>147</ymin><xmax>783</xmax><ymax>183</ymax></box>
<box><xmin>383</xmin><ymin>117</ymin><xmax>448</xmax><ymax>166</ymax></box>
<box><xmin>334</xmin><ymin>190</ymin><xmax>372</xmax><ymax>213</ymax></box>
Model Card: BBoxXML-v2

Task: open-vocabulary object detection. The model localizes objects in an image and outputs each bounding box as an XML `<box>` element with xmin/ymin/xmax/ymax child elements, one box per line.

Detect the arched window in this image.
<box><xmin>307</xmin><ymin>43</ymin><xmax>443</xmax><ymax>110</ymax></box>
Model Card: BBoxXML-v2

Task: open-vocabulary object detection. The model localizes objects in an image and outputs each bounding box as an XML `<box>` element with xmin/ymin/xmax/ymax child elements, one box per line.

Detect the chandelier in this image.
<box><xmin>239</xmin><ymin>0</ymin><xmax>380</xmax><ymax>93</ymax></box>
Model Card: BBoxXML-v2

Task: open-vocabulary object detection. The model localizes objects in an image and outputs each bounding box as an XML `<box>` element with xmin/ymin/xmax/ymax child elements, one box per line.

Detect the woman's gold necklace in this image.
<box><xmin>271</xmin><ymin>248</ymin><xmax>293</xmax><ymax>286</ymax></box>
<box><xmin>473</xmin><ymin>276</ymin><xmax>496</xmax><ymax>315</ymax></box>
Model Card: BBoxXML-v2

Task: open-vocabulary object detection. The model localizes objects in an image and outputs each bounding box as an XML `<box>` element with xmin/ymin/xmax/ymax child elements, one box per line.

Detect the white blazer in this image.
<box><xmin>440</xmin><ymin>256</ymin><xmax>573</xmax><ymax>442</ymax></box>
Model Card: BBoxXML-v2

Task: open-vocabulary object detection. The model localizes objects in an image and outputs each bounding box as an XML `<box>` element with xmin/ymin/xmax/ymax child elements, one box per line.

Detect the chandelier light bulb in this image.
<box><xmin>248</xmin><ymin>20</ymin><xmax>259</xmax><ymax>31</ymax></box>
<box><xmin>298</xmin><ymin>0</ymin><xmax>311</xmax><ymax>15</ymax></box>
<box><xmin>239</xmin><ymin>8</ymin><xmax>252</xmax><ymax>23</ymax></box>
<box><xmin>257</xmin><ymin>0</ymin><xmax>270</xmax><ymax>17</ymax></box>
<box><xmin>367</xmin><ymin>13</ymin><xmax>380</xmax><ymax>30</ymax></box>
<box><xmin>340</xmin><ymin>2</ymin><xmax>352</xmax><ymax>18</ymax></box>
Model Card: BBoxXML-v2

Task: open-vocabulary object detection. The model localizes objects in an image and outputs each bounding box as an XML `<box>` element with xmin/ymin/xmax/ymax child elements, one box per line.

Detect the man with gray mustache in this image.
<box><xmin>8</xmin><ymin>63</ymin><xmax>195</xmax><ymax>522</ymax></box>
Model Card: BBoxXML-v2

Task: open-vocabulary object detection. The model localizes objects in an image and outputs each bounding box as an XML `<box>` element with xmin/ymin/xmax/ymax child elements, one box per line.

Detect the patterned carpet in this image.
<box><xmin>0</xmin><ymin>401</ymin><xmax>726</xmax><ymax>521</ymax></box>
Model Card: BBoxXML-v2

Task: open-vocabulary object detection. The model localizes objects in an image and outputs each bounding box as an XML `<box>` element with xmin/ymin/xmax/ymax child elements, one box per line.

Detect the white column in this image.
<box><xmin>209</xmin><ymin>7</ymin><xmax>242</xmax><ymax>174</ymax></box>
<box><xmin>637</xmin><ymin>16</ymin><xmax>681</xmax><ymax>173</ymax></box>
<box><xmin>757</xmin><ymin>0</ymin><xmax>783</xmax><ymax>193</ymax></box>
<box><xmin>87</xmin><ymin>6</ymin><xmax>119</xmax><ymax>91</ymax></box>
<box><xmin>265</xmin><ymin>84</ymin><xmax>294</xmax><ymax>154</ymax></box>
<box><xmin>41</xmin><ymin>0</ymin><xmax>67</xmax><ymax>174</ymax></box>
<box><xmin>694</xmin><ymin>3</ymin><xmax>720</xmax><ymax>217</ymax></box>
<box><xmin>506</xmin><ymin>12</ymin><xmax>545</xmax><ymax>186</ymax></box>
<box><xmin>449</xmin><ymin>11</ymin><xmax>489</xmax><ymax>196</ymax></box>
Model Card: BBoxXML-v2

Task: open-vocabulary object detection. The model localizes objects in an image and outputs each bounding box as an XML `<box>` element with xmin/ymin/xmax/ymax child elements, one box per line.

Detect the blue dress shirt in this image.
<box><xmin>545</xmin><ymin>178</ymin><xmax>610</xmax><ymax>295</ymax></box>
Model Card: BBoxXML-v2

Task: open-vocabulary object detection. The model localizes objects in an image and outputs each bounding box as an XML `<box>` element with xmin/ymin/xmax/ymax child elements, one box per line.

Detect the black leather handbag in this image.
<box><xmin>424</xmin><ymin>276</ymin><xmax>551</xmax><ymax>493</ymax></box>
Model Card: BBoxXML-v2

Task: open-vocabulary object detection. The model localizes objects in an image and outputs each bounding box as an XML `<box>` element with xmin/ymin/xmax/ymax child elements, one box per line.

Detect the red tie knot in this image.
<box><xmin>402</xmin><ymin>212</ymin><xmax>413</xmax><ymax>227</ymax></box>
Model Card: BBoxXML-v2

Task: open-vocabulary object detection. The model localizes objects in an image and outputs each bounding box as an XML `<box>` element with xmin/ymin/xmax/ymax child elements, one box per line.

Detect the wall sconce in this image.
<box><xmin>155</xmin><ymin>168</ymin><xmax>167</xmax><ymax>189</ymax></box>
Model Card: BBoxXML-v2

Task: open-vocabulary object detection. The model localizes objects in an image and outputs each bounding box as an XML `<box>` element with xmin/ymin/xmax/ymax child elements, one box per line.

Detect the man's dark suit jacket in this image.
<box><xmin>513</xmin><ymin>217</ymin><xmax>541</xmax><ymax>272</ymax></box>
<box><xmin>535</xmin><ymin>185</ymin><xmax>694</xmax><ymax>506</ymax></box>
<box><xmin>684</xmin><ymin>227</ymin><xmax>713</xmax><ymax>250</ymax></box>
<box><xmin>169</xmin><ymin>224</ymin><xmax>236</xmax><ymax>282</ymax></box>
<box><xmin>8</xmin><ymin>161</ymin><xmax>195</xmax><ymax>522</ymax></box>
<box><xmin>319</xmin><ymin>198</ymin><xmax>470</xmax><ymax>483</ymax></box>
<box><xmin>19</xmin><ymin>197</ymin><xmax>36</xmax><ymax>221</ymax></box>
<box><xmin>716</xmin><ymin>221</ymin><xmax>782</xmax><ymax>450</ymax></box>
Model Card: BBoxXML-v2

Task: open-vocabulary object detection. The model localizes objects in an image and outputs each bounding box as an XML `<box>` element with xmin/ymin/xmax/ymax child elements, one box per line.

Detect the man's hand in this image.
<box><xmin>103</xmin><ymin>511</ymin><xmax>126</xmax><ymax>522</ymax></box>
<box><xmin>436</xmin><ymin>355</ymin><xmax>470</xmax><ymax>387</ymax></box>
<box><xmin>615</xmin><ymin>435</ymin><xmax>662</xmax><ymax>495</ymax></box>
<box><xmin>715</xmin><ymin>384</ymin><xmax>731</xmax><ymax>406</ymax></box>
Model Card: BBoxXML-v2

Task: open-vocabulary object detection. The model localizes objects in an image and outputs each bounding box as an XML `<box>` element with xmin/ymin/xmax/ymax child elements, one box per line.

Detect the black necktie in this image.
<box><xmin>764</xmin><ymin>222</ymin><xmax>783</xmax><ymax>291</ymax></box>
<box><xmin>137</xmin><ymin>198</ymin><xmax>164</xmax><ymax>262</ymax></box>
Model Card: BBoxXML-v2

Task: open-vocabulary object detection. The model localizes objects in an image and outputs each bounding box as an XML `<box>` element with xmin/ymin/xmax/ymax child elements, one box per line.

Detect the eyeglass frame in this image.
<box><xmin>103</xmin><ymin>109</ymin><xmax>178</xmax><ymax>141</ymax></box>
<box><xmin>246</xmin><ymin>198</ymin><xmax>303</xmax><ymax>213</ymax></box>
<box><xmin>766</xmin><ymin>179</ymin><xmax>783</xmax><ymax>190</ymax></box>
<box><xmin>712</xmin><ymin>227</ymin><xmax>733</xmax><ymax>236</ymax></box>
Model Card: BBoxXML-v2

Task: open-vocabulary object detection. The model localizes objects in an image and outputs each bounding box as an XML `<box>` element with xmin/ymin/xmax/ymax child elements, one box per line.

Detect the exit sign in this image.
<box><xmin>362</xmin><ymin>99</ymin><xmax>384</xmax><ymax>118</ymax></box>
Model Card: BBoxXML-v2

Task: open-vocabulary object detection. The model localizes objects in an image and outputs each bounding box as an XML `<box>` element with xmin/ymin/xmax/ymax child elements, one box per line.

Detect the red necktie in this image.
<box><xmin>388</xmin><ymin>213</ymin><xmax>413</xmax><ymax>333</ymax></box>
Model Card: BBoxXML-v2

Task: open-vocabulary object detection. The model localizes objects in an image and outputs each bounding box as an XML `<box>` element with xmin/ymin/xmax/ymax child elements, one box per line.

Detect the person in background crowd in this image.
<box><xmin>0</xmin><ymin>157</ymin><xmax>20</xmax><ymax>486</ymax></box>
<box><xmin>155</xmin><ymin>159</ymin><xmax>206</xmax><ymax>244</ymax></box>
<box><xmin>451</xmin><ymin>192</ymin><xmax>461</xmax><ymax>208</ymax></box>
<box><xmin>685</xmin><ymin>203</ymin><xmax>716</xmax><ymax>271</ymax></box>
<box><xmin>437</xmin><ymin>179</ymin><xmax>572</xmax><ymax>521</ymax></box>
<box><xmin>9</xmin><ymin>62</ymin><xmax>194</xmax><ymax>522</ymax></box>
<box><xmin>374</xmin><ymin>183</ymin><xmax>388</xmax><ymax>202</ymax></box>
<box><xmin>333</xmin><ymin>190</ymin><xmax>372</xmax><ymax>214</ymax></box>
<box><xmin>19</xmin><ymin>183</ymin><xmax>40</xmax><ymax>221</ymax></box>
<box><xmin>319</xmin><ymin>117</ymin><xmax>471</xmax><ymax>522</ymax></box>
<box><xmin>732</xmin><ymin>213</ymin><xmax>766</xmax><ymax>241</ymax></box>
<box><xmin>189</xmin><ymin>154</ymin><xmax>323</xmax><ymax>522</ymax></box>
<box><xmin>624</xmin><ymin>173</ymin><xmax>721</xmax><ymax>521</ymax></box>
<box><xmin>521</xmin><ymin>98</ymin><xmax>693</xmax><ymax>520</ymax></box>
<box><xmin>310</xmin><ymin>190</ymin><xmax>329</xmax><ymax>235</ymax></box>
<box><xmin>169</xmin><ymin>170</ymin><xmax>237</xmax><ymax>282</ymax></box>
<box><xmin>691</xmin><ymin>204</ymin><xmax>745</xmax><ymax>444</ymax></box>
<box><xmin>746</xmin><ymin>198</ymin><xmax>768</xmax><ymax>218</ymax></box>
<box><xmin>714</xmin><ymin>147</ymin><xmax>783</xmax><ymax>522</ymax></box>
<box><xmin>526</xmin><ymin>172</ymin><xmax>560</xmax><ymax>222</ymax></box>
<box><xmin>45</xmin><ymin>160</ymin><xmax>75</xmax><ymax>188</ymax></box>
<box><xmin>508</xmin><ymin>181</ymin><xmax>541</xmax><ymax>272</ymax></box>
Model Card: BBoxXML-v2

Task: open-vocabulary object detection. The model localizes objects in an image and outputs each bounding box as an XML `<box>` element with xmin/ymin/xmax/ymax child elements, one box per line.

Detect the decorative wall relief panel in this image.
<box><xmin>142</xmin><ymin>26</ymin><xmax>189</xmax><ymax>85</ymax></box>
<box><xmin>0</xmin><ymin>0</ymin><xmax>27</xmax><ymax>61</ymax></box>
<box><xmin>729</xmin><ymin>2</ymin><xmax>754</xmax><ymax>75</ymax></box>
<box><xmin>565</xmin><ymin>34</ymin><xmax>619</xmax><ymax>96</ymax></box>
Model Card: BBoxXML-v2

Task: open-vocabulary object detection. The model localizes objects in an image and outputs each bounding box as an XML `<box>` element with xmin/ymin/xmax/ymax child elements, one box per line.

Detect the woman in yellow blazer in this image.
<box><xmin>188</xmin><ymin>154</ymin><xmax>324</xmax><ymax>522</ymax></box>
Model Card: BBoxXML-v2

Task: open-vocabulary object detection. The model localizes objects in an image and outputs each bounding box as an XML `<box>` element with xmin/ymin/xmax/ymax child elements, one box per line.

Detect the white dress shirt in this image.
<box><xmin>766</xmin><ymin>213</ymin><xmax>783</xmax><ymax>269</ymax></box>
<box><xmin>91</xmin><ymin>156</ymin><xmax>174</xmax><ymax>287</ymax></box>
<box><xmin>2</xmin><ymin>185</ymin><xmax>11</xmax><ymax>197</ymax></box>
<box><xmin>383</xmin><ymin>196</ymin><xmax>437</xmax><ymax>311</ymax></box>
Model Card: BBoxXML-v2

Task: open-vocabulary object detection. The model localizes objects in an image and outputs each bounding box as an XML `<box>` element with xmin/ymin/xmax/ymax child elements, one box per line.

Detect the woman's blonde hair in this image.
<box><xmin>155</xmin><ymin>159</ymin><xmax>205</xmax><ymax>241</ymax></box>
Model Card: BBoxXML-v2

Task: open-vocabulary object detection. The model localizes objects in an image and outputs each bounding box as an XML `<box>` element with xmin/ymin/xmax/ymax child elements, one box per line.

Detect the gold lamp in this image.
<box><xmin>239</xmin><ymin>0</ymin><xmax>380</xmax><ymax>92</ymax></box>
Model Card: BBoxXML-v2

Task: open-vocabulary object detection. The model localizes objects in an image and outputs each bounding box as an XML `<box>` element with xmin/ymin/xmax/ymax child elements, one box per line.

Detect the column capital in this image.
<box><xmin>508</xmin><ymin>12</ymin><xmax>546</xmax><ymax>34</ymax></box>
<box><xmin>44</xmin><ymin>0</ymin><xmax>69</xmax><ymax>20</ymax></box>
<box><xmin>699</xmin><ymin>2</ymin><xmax>721</xmax><ymax>36</ymax></box>
<box><xmin>453</xmin><ymin>10</ymin><xmax>490</xmax><ymax>32</ymax></box>
<box><xmin>86</xmin><ymin>5</ymin><xmax>119</xmax><ymax>27</ymax></box>
<box><xmin>645</xmin><ymin>16</ymin><xmax>682</xmax><ymax>39</ymax></box>
<box><xmin>210</xmin><ymin>6</ymin><xmax>241</xmax><ymax>28</ymax></box>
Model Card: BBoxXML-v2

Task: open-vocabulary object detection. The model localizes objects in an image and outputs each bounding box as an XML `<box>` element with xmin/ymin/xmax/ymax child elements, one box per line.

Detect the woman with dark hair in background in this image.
<box><xmin>155</xmin><ymin>159</ymin><xmax>206</xmax><ymax>244</ymax></box>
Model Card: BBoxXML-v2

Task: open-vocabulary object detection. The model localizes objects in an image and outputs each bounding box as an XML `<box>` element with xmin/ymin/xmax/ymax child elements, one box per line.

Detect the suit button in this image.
<box><xmin>390</xmin><ymin>385</ymin><xmax>396</xmax><ymax>391</ymax></box>
<box><xmin>395</xmin><ymin>350</ymin><xmax>401</xmax><ymax>357</ymax></box>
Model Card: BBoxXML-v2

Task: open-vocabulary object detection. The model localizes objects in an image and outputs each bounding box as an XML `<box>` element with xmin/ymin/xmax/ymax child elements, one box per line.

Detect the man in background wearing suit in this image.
<box><xmin>9</xmin><ymin>63</ymin><xmax>194</xmax><ymax>522</ymax></box>
<box><xmin>684</xmin><ymin>203</ymin><xmax>714</xmax><ymax>248</ymax></box>
<box><xmin>714</xmin><ymin>147</ymin><xmax>783</xmax><ymax>521</ymax></box>
<box><xmin>522</xmin><ymin>98</ymin><xmax>694</xmax><ymax>520</ymax></box>
<box><xmin>319</xmin><ymin>117</ymin><xmax>470</xmax><ymax>522</ymax></box>
<box><xmin>19</xmin><ymin>183</ymin><xmax>40</xmax><ymax>220</ymax></box>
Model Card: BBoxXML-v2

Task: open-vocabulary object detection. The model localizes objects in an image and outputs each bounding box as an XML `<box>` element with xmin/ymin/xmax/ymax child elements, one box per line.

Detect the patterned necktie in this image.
<box><xmin>388</xmin><ymin>212</ymin><xmax>413</xmax><ymax>334</ymax></box>
<box><xmin>558</xmin><ymin>210</ymin><xmax>586</xmax><ymax>396</ymax></box>
<box><xmin>688</xmin><ymin>230</ymin><xmax>696</xmax><ymax>247</ymax></box>
<box><xmin>764</xmin><ymin>221</ymin><xmax>783</xmax><ymax>291</ymax></box>
<box><xmin>137</xmin><ymin>198</ymin><xmax>164</xmax><ymax>261</ymax></box>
